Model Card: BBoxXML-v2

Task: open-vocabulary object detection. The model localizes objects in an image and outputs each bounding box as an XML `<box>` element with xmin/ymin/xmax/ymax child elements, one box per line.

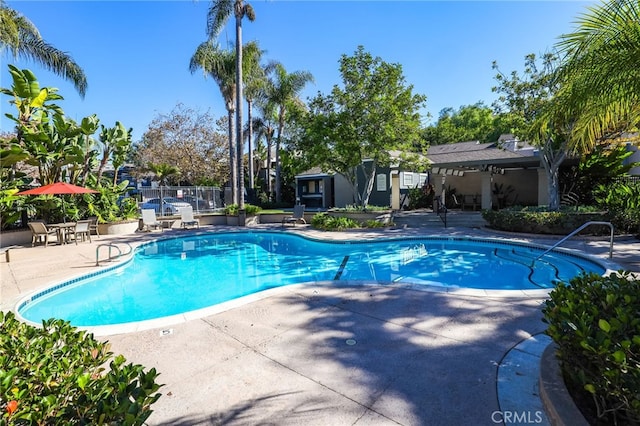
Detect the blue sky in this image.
<box><xmin>1</xmin><ymin>1</ymin><xmax>593</xmax><ymax>142</ymax></box>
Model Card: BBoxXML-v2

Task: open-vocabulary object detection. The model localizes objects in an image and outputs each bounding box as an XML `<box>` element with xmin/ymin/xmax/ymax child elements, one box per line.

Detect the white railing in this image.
<box><xmin>96</xmin><ymin>242</ymin><xmax>132</xmax><ymax>266</ymax></box>
<box><xmin>531</xmin><ymin>221</ymin><xmax>614</xmax><ymax>266</ymax></box>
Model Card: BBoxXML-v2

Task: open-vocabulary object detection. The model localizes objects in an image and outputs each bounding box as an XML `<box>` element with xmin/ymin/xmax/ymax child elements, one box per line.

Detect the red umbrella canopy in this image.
<box><xmin>16</xmin><ymin>182</ymin><xmax>99</xmax><ymax>195</ymax></box>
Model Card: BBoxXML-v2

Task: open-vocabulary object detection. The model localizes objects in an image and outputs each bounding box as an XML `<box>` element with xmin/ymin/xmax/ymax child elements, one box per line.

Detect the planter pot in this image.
<box><xmin>198</xmin><ymin>214</ymin><xmax>226</xmax><ymax>226</ymax></box>
<box><xmin>98</xmin><ymin>220</ymin><xmax>140</xmax><ymax>235</ymax></box>
<box><xmin>226</xmin><ymin>215</ymin><xmax>259</xmax><ymax>226</ymax></box>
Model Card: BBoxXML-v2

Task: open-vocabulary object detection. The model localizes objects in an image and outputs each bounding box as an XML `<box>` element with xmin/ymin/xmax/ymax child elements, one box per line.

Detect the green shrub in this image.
<box><xmin>407</xmin><ymin>185</ymin><xmax>434</xmax><ymax>210</ymax></box>
<box><xmin>542</xmin><ymin>272</ymin><xmax>640</xmax><ymax>424</ymax></box>
<box><xmin>311</xmin><ymin>213</ymin><xmax>392</xmax><ymax>230</ymax></box>
<box><xmin>224</xmin><ymin>203</ymin><xmax>262</xmax><ymax>216</ymax></box>
<box><xmin>594</xmin><ymin>181</ymin><xmax>640</xmax><ymax>234</ymax></box>
<box><xmin>311</xmin><ymin>213</ymin><xmax>359</xmax><ymax>230</ymax></box>
<box><xmin>362</xmin><ymin>219</ymin><xmax>389</xmax><ymax>228</ymax></box>
<box><xmin>0</xmin><ymin>311</ymin><xmax>162</xmax><ymax>425</ymax></box>
<box><xmin>330</xmin><ymin>204</ymin><xmax>390</xmax><ymax>212</ymax></box>
<box><xmin>482</xmin><ymin>208</ymin><xmax>611</xmax><ymax>235</ymax></box>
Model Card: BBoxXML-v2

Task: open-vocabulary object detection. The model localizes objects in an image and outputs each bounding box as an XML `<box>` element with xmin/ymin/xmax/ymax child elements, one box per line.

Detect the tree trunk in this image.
<box><xmin>235</xmin><ymin>12</ymin><xmax>244</xmax><ymax>209</ymax></box>
<box><xmin>275</xmin><ymin>138</ymin><xmax>281</xmax><ymax>203</ymax></box>
<box><xmin>275</xmin><ymin>114</ymin><xmax>285</xmax><ymax>203</ymax></box>
<box><xmin>541</xmin><ymin>139</ymin><xmax>567</xmax><ymax>211</ymax></box>
<box><xmin>227</xmin><ymin>107</ymin><xmax>236</xmax><ymax>205</ymax></box>
<box><xmin>266</xmin><ymin>136</ymin><xmax>272</xmax><ymax>199</ymax></box>
<box><xmin>359</xmin><ymin>162</ymin><xmax>377</xmax><ymax>209</ymax></box>
<box><xmin>247</xmin><ymin>99</ymin><xmax>254</xmax><ymax>190</ymax></box>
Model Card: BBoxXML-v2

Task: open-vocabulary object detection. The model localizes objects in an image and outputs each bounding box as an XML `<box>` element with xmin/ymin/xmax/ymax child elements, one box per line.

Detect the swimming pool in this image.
<box><xmin>18</xmin><ymin>231</ymin><xmax>607</xmax><ymax>329</ymax></box>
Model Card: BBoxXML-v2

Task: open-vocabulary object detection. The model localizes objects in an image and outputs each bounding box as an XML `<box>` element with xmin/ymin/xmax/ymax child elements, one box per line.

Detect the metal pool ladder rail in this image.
<box><xmin>96</xmin><ymin>243</ymin><xmax>133</xmax><ymax>266</ymax></box>
<box><xmin>531</xmin><ymin>221</ymin><xmax>614</xmax><ymax>266</ymax></box>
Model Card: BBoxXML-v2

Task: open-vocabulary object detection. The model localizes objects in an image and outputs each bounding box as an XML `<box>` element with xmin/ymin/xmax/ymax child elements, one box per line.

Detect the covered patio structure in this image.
<box><xmin>426</xmin><ymin>137</ymin><xmax>551</xmax><ymax>210</ymax></box>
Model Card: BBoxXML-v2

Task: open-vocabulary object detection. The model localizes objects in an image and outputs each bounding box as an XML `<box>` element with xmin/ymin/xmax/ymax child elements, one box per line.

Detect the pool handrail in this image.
<box><xmin>531</xmin><ymin>221</ymin><xmax>614</xmax><ymax>266</ymax></box>
<box><xmin>96</xmin><ymin>242</ymin><xmax>133</xmax><ymax>266</ymax></box>
<box><xmin>434</xmin><ymin>196</ymin><xmax>447</xmax><ymax>228</ymax></box>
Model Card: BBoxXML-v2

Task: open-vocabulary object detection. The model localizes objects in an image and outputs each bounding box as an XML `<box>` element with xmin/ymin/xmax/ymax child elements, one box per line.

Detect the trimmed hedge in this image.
<box><xmin>482</xmin><ymin>209</ymin><xmax>611</xmax><ymax>235</ymax></box>
<box><xmin>0</xmin><ymin>312</ymin><xmax>162</xmax><ymax>425</ymax></box>
<box><xmin>543</xmin><ymin>272</ymin><xmax>640</xmax><ymax>424</ymax></box>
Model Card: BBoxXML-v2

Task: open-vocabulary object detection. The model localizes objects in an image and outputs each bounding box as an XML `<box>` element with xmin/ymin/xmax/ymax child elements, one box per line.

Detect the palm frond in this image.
<box><xmin>206</xmin><ymin>0</ymin><xmax>233</xmax><ymax>39</ymax></box>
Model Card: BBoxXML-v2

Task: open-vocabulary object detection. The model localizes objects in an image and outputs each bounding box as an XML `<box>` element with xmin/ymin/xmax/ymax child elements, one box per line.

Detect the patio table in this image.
<box><xmin>49</xmin><ymin>222</ymin><xmax>76</xmax><ymax>245</ymax></box>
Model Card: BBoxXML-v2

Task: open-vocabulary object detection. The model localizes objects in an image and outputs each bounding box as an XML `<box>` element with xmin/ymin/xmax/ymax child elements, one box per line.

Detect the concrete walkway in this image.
<box><xmin>1</xmin><ymin>224</ymin><xmax>638</xmax><ymax>425</ymax></box>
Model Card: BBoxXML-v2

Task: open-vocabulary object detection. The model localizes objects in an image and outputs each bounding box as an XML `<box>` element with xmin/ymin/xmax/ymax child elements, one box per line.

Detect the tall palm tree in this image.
<box><xmin>0</xmin><ymin>1</ymin><xmax>87</xmax><ymax>97</ymax></box>
<box><xmin>264</xmin><ymin>63</ymin><xmax>313</xmax><ymax>202</ymax></box>
<box><xmin>206</xmin><ymin>0</ymin><xmax>255</xmax><ymax>208</ymax></box>
<box><xmin>250</xmin><ymin>107</ymin><xmax>276</xmax><ymax>198</ymax></box>
<box><xmin>556</xmin><ymin>0</ymin><xmax>640</xmax><ymax>152</ymax></box>
<box><xmin>189</xmin><ymin>41</ymin><xmax>237</xmax><ymax>204</ymax></box>
<box><xmin>242</xmin><ymin>41</ymin><xmax>269</xmax><ymax>191</ymax></box>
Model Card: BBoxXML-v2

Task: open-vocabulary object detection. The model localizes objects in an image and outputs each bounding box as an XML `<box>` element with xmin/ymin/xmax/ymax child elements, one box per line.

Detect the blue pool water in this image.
<box><xmin>18</xmin><ymin>232</ymin><xmax>606</xmax><ymax>327</ymax></box>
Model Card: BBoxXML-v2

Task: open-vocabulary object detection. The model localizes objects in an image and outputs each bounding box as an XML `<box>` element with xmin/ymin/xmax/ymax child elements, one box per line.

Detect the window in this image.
<box><xmin>376</xmin><ymin>174</ymin><xmax>387</xmax><ymax>191</ymax></box>
<box><xmin>402</xmin><ymin>172</ymin><xmax>414</xmax><ymax>188</ymax></box>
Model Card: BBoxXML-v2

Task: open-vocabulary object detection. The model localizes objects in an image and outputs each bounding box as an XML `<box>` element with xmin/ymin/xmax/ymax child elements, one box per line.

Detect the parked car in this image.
<box><xmin>140</xmin><ymin>197</ymin><xmax>190</xmax><ymax>215</ymax></box>
<box><xmin>182</xmin><ymin>195</ymin><xmax>214</xmax><ymax>211</ymax></box>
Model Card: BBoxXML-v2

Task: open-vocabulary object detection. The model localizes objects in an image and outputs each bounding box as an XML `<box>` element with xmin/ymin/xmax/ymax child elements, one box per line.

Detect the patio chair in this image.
<box><xmin>282</xmin><ymin>204</ymin><xmax>306</xmax><ymax>227</ymax></box>
<box><xmin>68</xmin><ymin>220</ymin><xmax>92</xmax><ymax>244</ymax></box>
<box><xmin>179</xmin><ymin>206</ymin><xmax>200</xmax><ymax>229</ymax></box>
<box><xmin>141</xmin><ymin>209</ymin><xmax>163</xmax><ymax>232</ymax></box>
<box><xmin>88</xmin><ymin>216</ymin><xmax>100</xmax><ymax>238</ymax></box>
<box><xmin>28</xmin><ymin>221</ymin><xmax>58</xmax><ymax>247</ymax></box>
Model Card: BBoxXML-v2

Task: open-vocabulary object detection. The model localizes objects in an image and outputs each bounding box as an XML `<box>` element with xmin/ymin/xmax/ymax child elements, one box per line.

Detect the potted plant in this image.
<box><xmin>224</xmin><ymin>203</ymin><xmax>262</xmax><ymax>226</ymax></box>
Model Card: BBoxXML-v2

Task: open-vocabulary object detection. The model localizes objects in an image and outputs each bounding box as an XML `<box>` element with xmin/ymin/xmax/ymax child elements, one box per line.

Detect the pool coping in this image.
<box><xmin>13</xmin><ymin>230</ymin><xmax>622</xmax><ymax>337</ymax></box>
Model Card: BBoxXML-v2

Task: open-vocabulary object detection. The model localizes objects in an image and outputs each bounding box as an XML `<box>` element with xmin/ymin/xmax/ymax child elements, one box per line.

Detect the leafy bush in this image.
<box><xmin>224</xmin><ymin>203</ymin><xmax>262</xmax><ymax>216</ymax></box>
<box><xmin>594</xmin><ymin>181</ymin><xmax>640</xmax><ymax>234</ymax></box>
<box><xmin>407</xmin><ymin>185</ymin><xmax>434</xmax><ymax>210</ymax></box>
<box><xmin>362</xmin><ymin>219</ymin><xmax>389</xmax><ymax>228</ymax></box>
<box><xmin>311</xmin><ymin>213</ymin><xmax>392</xmax><ymax>230</ymax></box>
<box><xmin>83</xmin><ymin>180</ymin><xmax>138</xmax><ymax>223</ymax></box>
<box><xmin>330</xmin><ymin>204</ymin><xmax>390</xmax><ymax>212</ymax></box>
<box><xmin>482</xmin><ymin>207</ymin><xmax>611</xmax><ymax>235</ymax></box>
<box><xmin>0</xmin><ymin>311</ymin><xmax>162</xmax><ymax>425</ymax></box>
<box><xmin>543</xmin><ymin>272</ymin><xmax>640</xmax><ymax>424</ymax></box>
<box><xmin>311</xmin><ymin>213</ymin><xmax>360</xmax><ymax>230</ymax></box>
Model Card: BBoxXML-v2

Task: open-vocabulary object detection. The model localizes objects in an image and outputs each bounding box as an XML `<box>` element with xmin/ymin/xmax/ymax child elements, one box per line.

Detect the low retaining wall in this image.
<box><xmin>0</xmin><ymin>229</ymin><xmax>31</xmax><ymax>247</ymax></box>
<box><xmin>539</xmin><ymin>343</ymin><xmax>589</xmax><ymax>426</ymax></box>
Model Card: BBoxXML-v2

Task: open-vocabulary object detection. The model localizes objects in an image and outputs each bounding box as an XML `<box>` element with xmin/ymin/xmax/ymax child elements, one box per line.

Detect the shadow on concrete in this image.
<box><xmin>185</xmin><ymin>284</ymin><xmax>548</xmax><ymax>425</ymax></box>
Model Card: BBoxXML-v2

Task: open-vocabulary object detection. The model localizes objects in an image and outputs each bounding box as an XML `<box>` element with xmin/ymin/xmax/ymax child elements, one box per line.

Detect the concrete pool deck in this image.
<box><xmin>1</xmin><ymin>224</ymin><xmax>638</xmax><ymax>425</ymax></box>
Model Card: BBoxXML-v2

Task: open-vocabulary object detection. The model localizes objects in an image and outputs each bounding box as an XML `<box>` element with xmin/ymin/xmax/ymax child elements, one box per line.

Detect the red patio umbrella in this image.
<box><xmin>17</xmin><ymin>182</ymin><xmax>99</xmax><ymax>222</ymax></box>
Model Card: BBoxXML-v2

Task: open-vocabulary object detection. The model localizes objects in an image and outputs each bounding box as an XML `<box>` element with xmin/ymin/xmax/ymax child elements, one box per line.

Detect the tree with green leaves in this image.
<box><xmin>242</xmin><ymin>42</ymin><xmax>270</xmax><ymax>190</ymax></box>
<box><xmin>555</xmin><ymin>0</ymin><xmax>640</xmax><ymax>152</ymax></box>
<box><xmin>492</xmin><ymin>53</ymin><xmax>572</xmax><ymax>211</ymax></box>
<box><xmin>423</xmin><ymin>102</ymin><xmax>516</xmax><ymax>145</ymax></box>
<box><xmin>250</xmin><ymin>104</ymin><xmax>277</xmax><ymax>198</ymax></box>
<box><xmin>263</xmin><ymin>63</ymin><xmax>313</xmax><ymax>203</ymax></box>
<box><xmin>97</xmin><ymin>121</ymin><xmax>132</xmax><ymax>186</ymax></box>
<box><xmin>1</xmin><ymin>64</ymin><xmax>63</xmax><ymax>142</ymax></box>
<box><xmin>297</xmin><ymin>46</ymin><xmax>426</xmax><ymax>208</ymax></box>
<box><xmin>147</xmin><ymin>163</ymin><xmax>180</xmax><ymax>187</ymax></box>
<box><xmin>1</xmin><ymin>65</ymin><xmax>88</xmax><ymax>185</ymax></box>
<box><xmin>190</xmin><ymin>42</ymin><xmax>237</xmax><ymax>202</ymax></box>
<box><xmin>205</xmin><ymin>0</ymin><xmax>255</xmax><ymax>209</ymax></box>
<box><xmin>0</xmin><ymin>1</ymin><xmax>87</xmax><ymax>97</ymax></box>
<box><xmin>135</xmin><ymin>103</ymin><xmax>228</xmax><ymax>186</ymax></box>
<box><xmin>74</xmin><ymin>114</ymin><xmax>100</xmax><ymax>186</ymax></box>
